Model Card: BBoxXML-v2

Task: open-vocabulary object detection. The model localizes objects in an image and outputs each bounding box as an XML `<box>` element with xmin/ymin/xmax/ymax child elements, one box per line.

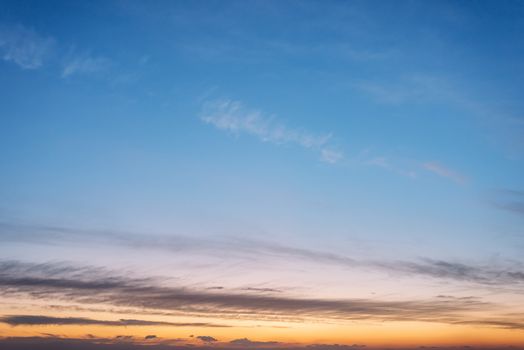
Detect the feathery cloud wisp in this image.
<box><xmin>0</xmin><ymin>260</ymin><xmax>516</xmax><ymax>328</ymax></box>
<box><xmin>0</xmin><ymin>24</ymin><xmax>54</xmax><ymax>69</ymax></box>
<box><xmin>491</xmin><ymin>189</ymin><xmax>524</xmax><ymax>217</ymax></box>
<box><xmin>62</xmin><ymin>52</ymin><xmax>111</xmax><ymax>78</ymax></box>
<box><xmin>423</xmin><ymin>161</ymin><xmax>467</xmax><ymax>184</ymax></box>
<box><xmin>200</xmin><ymin>99</ymin><xmax>343</xmax><ymax>163</ymax></box>
<box><xmin>1</xmin><ymin>222</ymin><xmax>524</xmax><ymax>287</ymax></box>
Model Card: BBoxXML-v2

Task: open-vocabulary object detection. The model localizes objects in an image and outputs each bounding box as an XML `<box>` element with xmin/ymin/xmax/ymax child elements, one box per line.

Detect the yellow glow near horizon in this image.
<box><xmin>1</xmin><ymin>309</ymin><xmax>523</xmax><ymax>348</ymax></box>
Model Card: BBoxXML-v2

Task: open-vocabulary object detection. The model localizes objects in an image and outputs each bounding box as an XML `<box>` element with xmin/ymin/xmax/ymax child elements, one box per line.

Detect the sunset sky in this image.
<box><xmin>1</xmin><ymin>1</ymin><xmax>524</xmax><ymax>349</ymax></box>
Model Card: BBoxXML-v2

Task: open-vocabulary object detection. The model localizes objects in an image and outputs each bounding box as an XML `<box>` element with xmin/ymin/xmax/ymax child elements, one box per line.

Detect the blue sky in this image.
<box><xmin>1</xmin><ymin>0</ymin><xmax>523</xmax><ymax>253</ymax></box>
<box><xmin>0</xmin><ymin>1</ymin><xmax>524</xmax><ymax>347</ymax></box>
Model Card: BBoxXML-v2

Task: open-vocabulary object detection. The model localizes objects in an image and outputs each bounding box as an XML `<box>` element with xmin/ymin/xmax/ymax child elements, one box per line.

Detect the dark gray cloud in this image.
<box><xmin>0</xmin><ymin>315</ymin><xmax>228</xmax><ymax>328</ymax></box>
<box><xmin>196</xmin><ymin>336</ymin><xmax>217</xmax><ymax>343</ymax></box>
<box><xmin>0</xmin><ymin>260</ymin><xmax>519</xmax><ymax>329</ymax></box>
<box><xmin>145</xmin><ymin>335</ymin><xmax>157</xmax><ymax>340</ymax></box>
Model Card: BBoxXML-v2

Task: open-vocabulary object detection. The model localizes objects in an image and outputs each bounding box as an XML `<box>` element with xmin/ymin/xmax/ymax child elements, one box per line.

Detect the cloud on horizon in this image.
<box><xmin>229</xmin><ymin>338</ymin><xmax>280</xmax><ymax>347</ymax></box>
<box><xmin>0</xmin><ymin>336</ymin><xmax>523</xmax><ymax>350</ymax></box>
<box><xmin>197</xmin><ymin>336</ymin><xmax>218</xmax><ymax>343</ymax></box>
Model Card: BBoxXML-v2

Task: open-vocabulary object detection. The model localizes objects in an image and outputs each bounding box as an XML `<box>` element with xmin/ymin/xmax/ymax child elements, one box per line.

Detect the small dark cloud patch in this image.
<box><xmin>197</xmin><ymin>336</ymin><xmax>217</xmax><ymax>343</ymax></box>
<box><xmin>145</xmin><ymin>335</ymin><xmax>157</xmax><ymax>340</ymax></box>
<box><xmin>230</xmin><ymin>338</ymin><xmax>280</xmax><ymax>347</ymax></box>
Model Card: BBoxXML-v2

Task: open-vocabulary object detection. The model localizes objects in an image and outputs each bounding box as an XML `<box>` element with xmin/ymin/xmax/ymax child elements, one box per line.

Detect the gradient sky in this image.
<box><xmin>1</xmin><ymin>1</ymin><xmax>524</xmax><ymax>349</ymax></box>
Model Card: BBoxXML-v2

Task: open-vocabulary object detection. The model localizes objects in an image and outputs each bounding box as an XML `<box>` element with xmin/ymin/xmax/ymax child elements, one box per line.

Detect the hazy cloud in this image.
<box><xmin>320</xmin><ymin>148</ymin><xmax>344</xmax><ymax>164</ymax></box>
<box><xmin>491</xmin><ymin>189</ymin><xmax>524</xmax><ymax>216</ymax></box>
<box><xmin>0</xmin><ymin>23</ymin><xmax>112</xmax><ymax>79</ymax></box>
<box><xmin>382</xmin><ymin>259</ymin><xmax>524</xmax><ymax>285</ymax></box>
<box><xmin>423</xmin><ymin>161</ymin><xmax>467</xmax><ymax>184</ymax></box>
<box><xmin>0</xmin><ymin>24</ymin><xmax>54</xmax><ymax>69</ymax></box>
<box><xmin>61</xmin><ymin>52</ymin><xmax>111</xmax><ymax>78</ymax></box>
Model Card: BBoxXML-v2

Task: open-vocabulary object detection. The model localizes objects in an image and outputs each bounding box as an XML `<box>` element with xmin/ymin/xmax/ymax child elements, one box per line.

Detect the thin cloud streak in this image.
<box><xmin>422</xmin><ymin>161</ymin><xmax>467</xmax><ymax>184</ymax></box>
<box><xmin>61</xmin><ymin>50</ymin><xmax>111</xmax><ymax>78</ymax></box>
<box><xmin>0</xmin><ymin>315</ymin><xmax>229</xmax><ymax>328</ymax></box>
<box><xmin>1</xmin><ymin>260</ymin><xmax>521</xmax><ymax>329</ymax></box>
<box><xmin>200</xmin><ymin>99</ymin><xmax>342</xmax><ymax>164</ymax></box>
<box><xmin>0</xmin><ymin>23</ymin><xmax>113</xmax><ymax>79</ymax></box>
<box><xmin>491</xmin><ymin>189</ymin><xmax>524</xmax><ymax>216</ymax></box>
<box><xmin>1</xmin><ymin>223</ymin><xmax>524</xmax><ymax>288</ymax></box>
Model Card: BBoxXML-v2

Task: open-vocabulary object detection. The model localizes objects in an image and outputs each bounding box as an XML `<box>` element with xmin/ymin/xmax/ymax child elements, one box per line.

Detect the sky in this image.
<box><xmin>0</xmin><ymin>0</ymin><xmax>524</xmax><ymax>349</ymax></box>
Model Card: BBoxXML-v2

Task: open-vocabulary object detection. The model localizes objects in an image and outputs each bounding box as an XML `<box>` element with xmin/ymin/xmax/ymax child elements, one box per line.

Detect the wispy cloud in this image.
<box><xmin>200</xmin><ymin>99</ymin><xmax>343</xmax><ymax>164</ymax></box>
<box><xmin>422</xmin><ymin>161</ymin><xmax>467</xmax><ymax>184</ymax></box>
<box><xmin>320</xmin><ymin>148</ymin><xmax>344</xmax><ymax>164</ymax></box>
<box><xmin>0</xmin><ymin>315</ymin><xmax>228</xmax><ymax>328</ymax></box>
<box><xmin>1</xmin><ymin>222</ymin><xmax>524</xmax><ymax>288</ymax></box>
<box><xmin>62</xmin><ymin>51</ymin><xmax>111</xmax><ymax>78</ymax></box>
<box><xmin>0</xmin><ymin>24</ymin><xmax>55</xmax><ymax>69</ymax></box>
<box><xmin>364</xmin><ymin>155</ymin><xmax>417</xmax><ymax>179</ymax></box>
<box><xmin>1</xmin><ymin>259</ymin><xmax>521</xmax><ymax>329</ymax></box>
<box><xmin>353</xmin><ymin>75</ymin><xmax>452</xmax><ymax>105</ymax></box>
<box><xmin>0</xmin><ymin>23</ymin><xmax>113</xmax><ymax>80</ymax></box>
<box><xmin>377</xmin><ymin>259</ymin><xmax>524</xmax><ymax>286</ymax></box>
<box><xmin>491</xmin><ymin>189</ymin><xmax>524</xmax><ymax>217</ymax></box>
